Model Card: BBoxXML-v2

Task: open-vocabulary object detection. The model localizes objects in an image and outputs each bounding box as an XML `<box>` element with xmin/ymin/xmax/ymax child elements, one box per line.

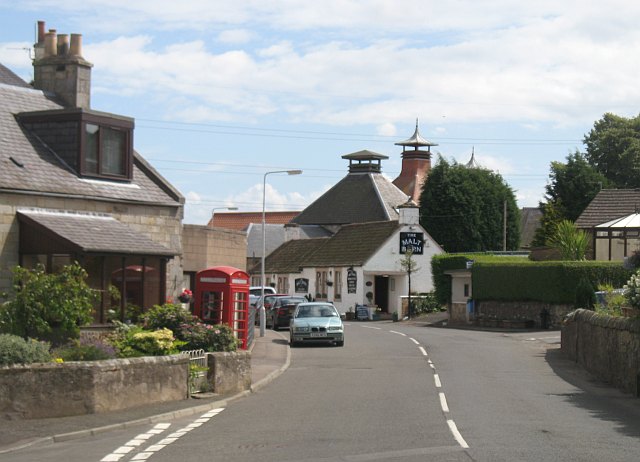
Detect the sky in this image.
<box><xmin>2</xmin><ymin>1</ymin><xmax>640</xmax><ymax>224</ymax></box>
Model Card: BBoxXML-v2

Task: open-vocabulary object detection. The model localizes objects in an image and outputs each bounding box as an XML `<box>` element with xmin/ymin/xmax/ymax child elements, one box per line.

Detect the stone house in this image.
<box><xmin>0</xmin><ymin>22</ymin><xmax>186</xmax><ymax>323</ymax></box>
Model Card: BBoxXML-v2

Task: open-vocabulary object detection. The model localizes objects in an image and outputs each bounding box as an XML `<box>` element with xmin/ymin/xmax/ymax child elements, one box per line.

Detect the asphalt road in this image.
<box><xmin>4</xmin><ymin>323</ymin><xmax>640</xmax><ymax>462</ymax></box>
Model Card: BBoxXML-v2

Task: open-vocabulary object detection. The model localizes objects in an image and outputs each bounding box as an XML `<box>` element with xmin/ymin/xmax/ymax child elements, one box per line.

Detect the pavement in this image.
<box><xmin>0</xmin><ymin>328</ymin><xmax>291</xmax><ymax>455</ymax></box>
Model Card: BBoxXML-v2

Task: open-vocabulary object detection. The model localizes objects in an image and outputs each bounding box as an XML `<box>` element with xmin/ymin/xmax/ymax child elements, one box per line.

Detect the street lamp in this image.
<box><xmin>260</xmin><ymin>169</ymin><xmax>302</xmax><ymax>337</ymax></box>
<box><xmin>210</xmin><ymin>207</ymin><xmax>238</xmax><ymax>225</ymax></box>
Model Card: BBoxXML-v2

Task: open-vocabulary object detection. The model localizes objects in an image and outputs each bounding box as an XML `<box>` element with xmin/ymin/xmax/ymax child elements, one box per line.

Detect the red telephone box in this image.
<box><xmin>194</xmin><ymin>266</ymin><xmax>250</xmax><ymax>350</ymax></box>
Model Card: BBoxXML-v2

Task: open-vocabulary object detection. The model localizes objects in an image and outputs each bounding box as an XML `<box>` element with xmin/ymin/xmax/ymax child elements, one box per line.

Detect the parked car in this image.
<box><xmin>289</xmin><ymin>302</ymin><xmax>344</xmax><ymax>347</ymax></box>
<box><xmin>249</xmin><ymin>286</ymin><xmax>276</xmax><ymax>307</ymax></box>
<box><xmin>268</xmin><ymin>296</ymin><xmax>307</xmax><ymax>330</ymax></box>
<box><xmin>253</xmin><ymin>293</ymin><xmax>288</xmax><ymax>325</ymax></box>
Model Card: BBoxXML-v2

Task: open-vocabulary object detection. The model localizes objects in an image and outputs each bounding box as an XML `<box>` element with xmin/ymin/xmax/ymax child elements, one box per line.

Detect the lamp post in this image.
<box><xmin>211</xmin><ymin>206</ymin><xmax>238</xmax><ymax>225</ymax></box>
<box><xmin>260</xmin><ymin>169</ymin><xmax>302</xmax><ymax>337</ymax></box>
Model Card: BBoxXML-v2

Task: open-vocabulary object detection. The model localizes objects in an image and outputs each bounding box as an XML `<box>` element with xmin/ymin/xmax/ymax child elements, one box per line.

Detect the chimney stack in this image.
<box><xmin>32</xmin><ymin>21</ymin><xmax>93</xmax><ymax>109</ymax></box>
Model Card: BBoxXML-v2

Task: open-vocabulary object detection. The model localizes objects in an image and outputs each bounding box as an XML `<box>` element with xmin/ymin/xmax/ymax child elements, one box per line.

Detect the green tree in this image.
<box><xmin>533</xmin><ymin>152</ymin><xmax>607</xmax><ymax>246</ymax></box>
<box><xmin>583</xmin><ymin>112</ymin><xmax>640</xmax><ymax>188</ymax></box>
<box><xmin>419</xmin><ymin>157</ymin><xmax>520</xmax><ymax>252</ymax></box>
<box><xmin>0</xmin><ymin>263</ymin><xmax>96</xmax><ymax>345</ymax></box>
<box><xmin>547</xmin><ymin>220</ymin><xmax>589</xmax><ymax>261</ymax></box>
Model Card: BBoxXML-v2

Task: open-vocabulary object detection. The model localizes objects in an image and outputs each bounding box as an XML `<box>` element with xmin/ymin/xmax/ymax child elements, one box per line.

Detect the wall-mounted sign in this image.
<box><xmin>400</xmin><ymin>232</ymin><xmax>424</xmax><ymax>255</ymax></box>
<box><xmin>347</xmin><ymin>268</ymin><xmax>357</xmax><ymax>294</ymax></box>
<box><xmin>295</xmin><ymin>278</ymin><xmax>309</xmax><ymax>293</ymax></box>
<box><xmin>200</xmin><ymin>277</ymin><xmax>226</xmax><ymax>283</ymax></box>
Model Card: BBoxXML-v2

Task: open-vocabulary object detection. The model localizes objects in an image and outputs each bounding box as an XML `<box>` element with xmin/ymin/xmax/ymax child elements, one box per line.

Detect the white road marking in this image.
<box><xmin>418</xmin><ymin>346</ymin><xmax>428</xmax><ymax>356</ymax></box>
<box><xmin>447</xmin><ymin>420</ymin><xmax>470</xmax><ymax>449</ymax></box>
<box><xmin>439</xmin><ymin>393</ymin><xmax>450</xmax><ymax>413</ymax></box>
<box><xmin>361</xmin><ymin>325</ymin><xmax>382</xmax><ymax>330</ymax></box>
<box><xmin>410</xmin><ymin>338</ymin><xmax>420</xmax><ymax>345</ymax></box>
<box><xmin>434</xmin><ymin>374</ymin><xmax>442</xmax><ymax>388</ymax></box>
<box><xmin>389</xmin><ymin>330</ymin><xmax>407</xmax><ymax>336</ymax></box>
<box><xmin>101</xmin><ymin>410</ymin><xmax>225</xmax><ymax>461</ymax></box>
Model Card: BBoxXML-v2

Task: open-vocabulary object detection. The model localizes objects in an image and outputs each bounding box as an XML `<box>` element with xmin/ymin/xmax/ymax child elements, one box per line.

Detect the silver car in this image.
<box><xmin>289</xmin><ymin>302</ymin><xmax>344</xmax><ymax>347</ymax></box>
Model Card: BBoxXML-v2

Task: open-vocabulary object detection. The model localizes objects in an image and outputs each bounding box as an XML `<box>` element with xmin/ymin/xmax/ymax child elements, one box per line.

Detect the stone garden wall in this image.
<box><xmin>562</xmin><ymin>309</ymin><xmax>640</xmax><ymax>396</ymax></box>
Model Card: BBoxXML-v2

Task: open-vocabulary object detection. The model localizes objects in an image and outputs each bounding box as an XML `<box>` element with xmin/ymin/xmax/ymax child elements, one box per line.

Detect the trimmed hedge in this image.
<box><xmin>432</xmin><ymin>254</ymin><xmax>632</xmax><ymax>305</ymax></box>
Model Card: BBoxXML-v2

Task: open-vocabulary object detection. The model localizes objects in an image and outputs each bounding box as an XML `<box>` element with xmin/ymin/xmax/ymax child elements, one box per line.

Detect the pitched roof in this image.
<box><xmin>0</xmin><ymin>67</ymin><xmax>183</xmax><ymax>206</ymax></box>
<box><xmin>0</xmin><ymin>64</ymin><xmax>31</xmax><ymax>88</ymax></box>
<box><xmin>209</xmin><ymin>211</ymin><xmax>300</xmax><ymax>231</ymax></box>
<box><xmin>575</xmin><ymin>189</ymin><xmax>640</xmax><ymax>228</ymax></box>
<box><xmin>264</xmin><ymin>220</ymin><xmax>400</xmax><ymax>272</ymax></box>
<box><xmin>17</xmin><ymin>209</ymin><xmax>177</xmax><ymax>256</ymax></box>
<box><xmin>246</xmin><ymin>223</ymin><xmax>332</xmax><ymax>258</ymax></box>
<box><xmin>291</xmin><ymin>173</ymin><xmax>408</xmax><ymax>226</ymax></box>
<box><xmin>264</xmin><ymin>238</ymin><xmax>328</xmax><ymax>273</ymax></box>
<box><xmin>519</xmin><ymin>207</ymin><xmax>542</xmax><ymax>248</ymax></box>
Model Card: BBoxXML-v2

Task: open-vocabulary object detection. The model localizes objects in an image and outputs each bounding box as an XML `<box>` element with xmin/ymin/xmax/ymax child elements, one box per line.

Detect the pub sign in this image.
<box><xmin>400</xmin><ymin>232</ymin><xmax>424</xmax><ymax>255</ymax></box>
<box><xmin>295</xmin><ymin>278</ymin><xmax>309</xmax><ymax>293</ymax></box>
<box><xmin>347</xmin><ymin>268</ymin><xmax>357</xmax><ymax>294</ymax></box>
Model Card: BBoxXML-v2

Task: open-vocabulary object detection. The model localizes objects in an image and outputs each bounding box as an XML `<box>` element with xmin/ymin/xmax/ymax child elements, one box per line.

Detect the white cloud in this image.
<box><xmin>217</xmin><ymin>29</ymin><xmax>253</xmax><ymax>44</ymax></box>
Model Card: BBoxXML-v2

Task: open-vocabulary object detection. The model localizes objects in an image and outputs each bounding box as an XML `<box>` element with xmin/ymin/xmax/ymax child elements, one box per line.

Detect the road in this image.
<box><xmin>4</xmin><ymin>322</ymin><xmax>640</xmax><ymax>461</ymax></box>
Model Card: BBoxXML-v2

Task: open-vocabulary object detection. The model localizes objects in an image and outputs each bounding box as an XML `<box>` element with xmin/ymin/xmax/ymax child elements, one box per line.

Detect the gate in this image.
<box><xmin>181</xmin><ymin>349</ymin><xmax>208</xmax><ymax>394</ymax></box>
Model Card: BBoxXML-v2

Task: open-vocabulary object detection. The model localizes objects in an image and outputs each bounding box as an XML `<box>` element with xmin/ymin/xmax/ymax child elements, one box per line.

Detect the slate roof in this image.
<box><xmin>264</xmin><ymin>220</ymin><xmax>400</xmax><ymax>272</ymax></box>
<box><xmin>246</xmin><ymin>223</ymin><xmax>332</xmax><ymax>258</ymax></box>
<box><xmin>17</xmin><ymin>209</ymin><xmax>176</xmax><ymax>256</ymax></box>
<box><xmin>519</xmin><ymin>207</ymin><xmax>542</xmax><ymax>248</ymax></box>
<box><xmin>575</xmin><ymin>189</ymin><xmax>640</xmax><ymax>228</ymax></box>
<box><xmin>0</xmin><ymin>73</ymin><xmax>183</xmax><ymax>206</ymax></box>
<box><xmin>290</xmin><ymin>173</ymin><xmax>408</xmax><ymax>226</ymax></box>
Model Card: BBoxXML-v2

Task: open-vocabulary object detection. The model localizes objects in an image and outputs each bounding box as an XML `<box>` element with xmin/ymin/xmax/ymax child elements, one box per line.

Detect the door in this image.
<box><xmin>374</xmin><ymin>275</ymin><xmax>389</xmax><ymax>313</ymax></box>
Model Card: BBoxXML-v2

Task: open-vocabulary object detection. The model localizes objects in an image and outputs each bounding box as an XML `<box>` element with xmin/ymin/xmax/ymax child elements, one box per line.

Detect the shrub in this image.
<box><xmin>0</xmin><ymin>333</ymin><xmax>51</xmax><ymax>366</ymax></box>
<box><xmin>623</xmin><ymin>269</ymin><xmax>640</xmax><ymax>309</ymax></box>
<box><xmin>595</xmin><ymin>283</ymin><xmax>625</xmax><ymax>317</ymax></box>
<box><xmin>0</xmin><ymin>263</ymin><xmax>96</xmax><ymax>346</ymax></box>
<box><xmin>412</xmin><ymin>292</ymin><xmax>444</xmax><ymax>315</ymax></box>
<box><xmin>108</xmin><ymin>322</ymin><xmax>184</xmax><ymax>358</ymax></box>
<box><xmin>178</xmin><ymin>322</ymin><xmax>239</xmax><ymax>352</ymax></box>
<box><xmin>142</xmin><ymin>303</ymin><xmax>196</xmax><ymax>332</ymax></box>
<box><xmin>575</xmin><ymin>276</ymin><xmax>596</xmax><ymax>309</ymax></box>
<box><xmin>52</xmin><ymin>337</ymin><xmax>116</xmax><ymax>361</ymax></box>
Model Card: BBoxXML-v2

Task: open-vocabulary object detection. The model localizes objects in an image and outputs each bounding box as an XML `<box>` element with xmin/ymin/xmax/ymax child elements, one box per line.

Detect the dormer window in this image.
<box><xmin>18</xmin><ymin>108</ymin><xmax>134</xmax><ymax>181</ymax></box>
<box><xmin>83</xmin><ymin>123</ymin><xmax>128</xmax><ymax>177</ymax></box>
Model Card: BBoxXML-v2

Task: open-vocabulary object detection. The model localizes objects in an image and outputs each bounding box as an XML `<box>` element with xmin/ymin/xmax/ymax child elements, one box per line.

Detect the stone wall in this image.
<box><xmin>182</xmin><ymin>224</ymin><xmax>247</xmax><ymax>272</ymax></box>
<box><xmin>207</xmin><ymin>351</ymin><xmax>251</xmax><ymax>395</ymax></box>
<box><xmin>474</xmin><ymin>300</ymin><xmax>574</xmax><ymax>329</ymax></box>
<box><xmin>562</xmin><ymin>309</ymin><xmax>640</xmax><ymax>396</ymax></box>
<box><xmin>0</xmin><ymin>355</ymin><xmax>189</xmax><ymax>419</ymax></box>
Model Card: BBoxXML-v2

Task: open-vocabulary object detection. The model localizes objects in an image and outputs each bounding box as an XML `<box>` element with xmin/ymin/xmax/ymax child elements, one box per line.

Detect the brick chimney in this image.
<box><xmin>392</xmin><ymin>120</ymin><xmax>437</xmax><ymax>205</ymax></box>
<box><xmin>32</xmin><ymin>21</ymin><xmax>93</xmax><ymax>109</ymax></box>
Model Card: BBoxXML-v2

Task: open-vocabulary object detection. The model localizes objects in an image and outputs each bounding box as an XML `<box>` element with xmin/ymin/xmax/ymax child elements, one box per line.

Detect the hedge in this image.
<box><xmin>432</xmin><ymin>254</ymin><xmax>632</xmax><ymax>305</ymax></box>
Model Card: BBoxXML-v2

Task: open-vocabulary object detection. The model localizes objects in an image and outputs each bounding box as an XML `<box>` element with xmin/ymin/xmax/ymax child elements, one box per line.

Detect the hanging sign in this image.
<box><xmin>294</xmin><ymin>278</ymin><xmax>309</xmax><ymax>293</ymax></box>
<box><xmin>347</xmin><ymin>268</ymin><xmax>357</xmax><ymax>294</ymax></box>
<box><xmin>400</xmin><ymin>232</ymin><xmax>424</xmax><ymax>255</ymax></box>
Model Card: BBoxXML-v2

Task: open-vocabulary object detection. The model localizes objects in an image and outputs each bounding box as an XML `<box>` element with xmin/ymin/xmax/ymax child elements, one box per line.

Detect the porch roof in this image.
<box><xmin>17</xmin><ymin>209</ymin><xmax>177</xmax><ymax>256</ymax></box>
<box><xmin>596</xmin><ymin>213</ymin><xmax>640</xmax><ymax>229</ymax></box>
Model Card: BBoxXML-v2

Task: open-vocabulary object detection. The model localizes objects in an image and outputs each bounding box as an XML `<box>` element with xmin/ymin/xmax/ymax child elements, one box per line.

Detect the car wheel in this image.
<box><xmin>290</xmin><ymin>338</ymin><xmax>297</xmax><ymax>347</ymax></box>
<box><xmin>271</xmin><ymin>317</ymin><xmax>278</xmax><ymax>330</ymax></box>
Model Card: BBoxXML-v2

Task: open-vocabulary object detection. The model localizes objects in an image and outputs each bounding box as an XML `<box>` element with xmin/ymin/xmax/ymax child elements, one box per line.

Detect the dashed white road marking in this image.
<box><xmin>410</xmin><ymin>337</ymin><xmax>420</xmax><ymax>345</ymax></box>
<box><xmin>100</xmin><ymin>409</ymin><xmax>225</xmax><ymax>461</ymax></box>
<box><xmin>389</xmin><ymin>330</ymin><xmax>407</xmax><ymax>336</ymax></box>
<box><xmin>447</xmin><ymin>420</ymin><xmax>470</xmax><ymax>449</ymax></box>
<box><xmin>434</xmin><ymin>374</ymin><xmax>442</xmax><ymax>388</ymax></box>
<box><xmin>418</xmin><ymin>346</ymin><xmax>428</xmax><ymax>356</ymax></box>
<box><xmin>361</xmin><ymin>325</ymin><xmax>382</xmax><ymax>330</ymax></box>
<box><xmin>439</xmin><ymin>393</ymin><xmax>450</xmax><ymax>413</ymax></box>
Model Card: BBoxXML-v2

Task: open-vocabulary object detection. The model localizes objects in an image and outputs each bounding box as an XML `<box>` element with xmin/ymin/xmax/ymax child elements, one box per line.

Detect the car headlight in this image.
<box><xmin>327</xmin><ymin>326</ymin><xmax>342</xmax><ymax>331</ymax></box>
<box><xmin>294</xmin><ymin>326</ymin><xmax>310</xmax><ymax>332</ymax></box>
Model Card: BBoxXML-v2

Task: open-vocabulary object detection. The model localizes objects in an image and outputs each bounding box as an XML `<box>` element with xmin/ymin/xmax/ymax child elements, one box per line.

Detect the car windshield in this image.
<box><xmin>295</xmin><ymin>305</ymin><xmax>338</xmax><ymax>318</ymax></box>
<box><xmin>280</xmin><ymin>298</ymin><xmax>306</xmax><ymax>305</ymax></box>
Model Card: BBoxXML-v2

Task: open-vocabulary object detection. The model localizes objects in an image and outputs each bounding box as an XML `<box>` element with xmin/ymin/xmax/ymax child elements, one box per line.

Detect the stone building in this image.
<box><xmin>0</xmin><ymin>22</ymin><xmax>185</xmax><ymax>322</ymax></box>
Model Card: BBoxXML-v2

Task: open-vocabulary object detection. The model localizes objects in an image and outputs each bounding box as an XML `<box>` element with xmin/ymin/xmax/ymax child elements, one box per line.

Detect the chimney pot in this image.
<box><xmin>57</xmin><ymin>34</ymin><xmax>69</xmax><ymax>55</ymax></box>
<box><xmin>44</xmin><ymin>30</ymin><xmax>57</xmax><ymax>57</ymax></box>
<box><xmin>37</xmin><ymin>21</ymin><xmax>45</xmax><ymax>44</ymax></box>
<box><xmin>69</xmin><ymin>34</ymin><xmax>83</xmax><ymax>56</ymax></box>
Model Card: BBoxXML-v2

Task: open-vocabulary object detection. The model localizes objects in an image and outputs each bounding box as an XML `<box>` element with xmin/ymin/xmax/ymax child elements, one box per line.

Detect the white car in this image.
<box><xmin>249</xmin><ymin>286</ymin><xmax>276</xmax><ymax>307</ymax></box>
<box><xmin>290</xmin><ymin>302</ymin><xmax>344</xmax><ymax>347</ymax></box>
